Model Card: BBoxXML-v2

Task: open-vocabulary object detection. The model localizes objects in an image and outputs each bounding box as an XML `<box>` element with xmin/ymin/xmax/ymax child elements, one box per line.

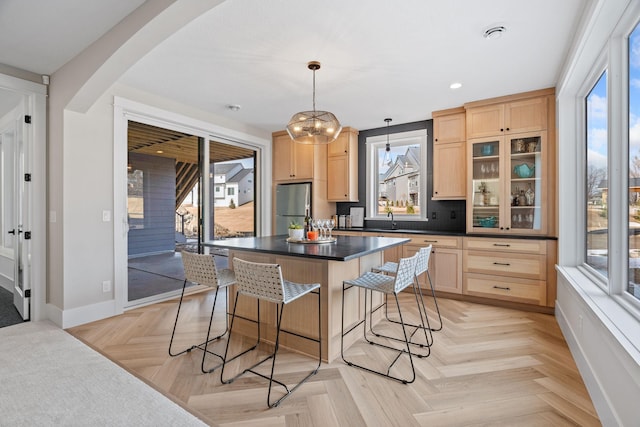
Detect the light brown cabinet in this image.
<box><xmin>402</xmin><ymin>235</ymin><xmax>462</xmax><ymax>295</ymax></box>
<box><xmin>432</xmin><ymin>108</ymin><xmax>466</xmax><ymax>200</ymax></box>
<box><xmin>272</xmin><ymin>130</ymin><xmax>314</xmax><ymax>181</ymax></box>
<box><xmin>467</xmin><ymin>131</ymin><xmax>549</xmax><ymax>235</ymax></box>
<box><xmin>327</xmin><ymin>127</ymin><xmax>359</xmax><ymax>202</ymax></box>
<box><xmin>463</xmin><ymin>237</ymin><xmax>556</xmax><ymax>307</ymax></box>
<box><xmin>465</xmin><ymin>93</ymin><xmax>548</xmax><ymax>139</ymax></box>
<box><xmin>465</xmin><ymin>88</ymin><xmax>555</xmax><ymax>237</ymax></box>
<box><xmin>433</xmin><ymin>108</ymin><xmax>466</xmax><ymax>143</ymax></box>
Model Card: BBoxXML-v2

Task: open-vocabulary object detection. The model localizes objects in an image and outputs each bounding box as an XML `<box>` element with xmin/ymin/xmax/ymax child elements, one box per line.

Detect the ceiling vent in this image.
<box><xmin>483</xmin><ymin>26</ymin><xmax>507</xmax><ymax>40</ymax></box>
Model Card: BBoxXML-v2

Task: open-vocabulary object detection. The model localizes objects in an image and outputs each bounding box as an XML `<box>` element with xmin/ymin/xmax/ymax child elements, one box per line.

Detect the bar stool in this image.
<box><xmin>220</xmin><ymin>257</ymin><xmax>321</xmax><ymax>408</ymax></box>
<box><xmin>372</xmin><ymin>245</ymin><xmax>443</xmax><ymax>332</ymax></box>
<box><xmin>341</xmin><ymin>252</ymin><xmax>428</xmax><ymax>384</ymax></box>
<box><xmin>368</xmin><ymin>246</ymin><xmax>434</xmax><ymax>349</ymax></box>
<box><xmin>168</xmin><ymin>251</ymin><xmax>236</xmax><ymax>374</ymax></box>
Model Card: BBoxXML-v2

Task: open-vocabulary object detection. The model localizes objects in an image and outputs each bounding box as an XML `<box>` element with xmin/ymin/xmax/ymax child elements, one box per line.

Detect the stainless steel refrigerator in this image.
<box><xmin>275</xmin><ymin>182</ymin><xmax>311</xmax><ymax>235</ymax></box>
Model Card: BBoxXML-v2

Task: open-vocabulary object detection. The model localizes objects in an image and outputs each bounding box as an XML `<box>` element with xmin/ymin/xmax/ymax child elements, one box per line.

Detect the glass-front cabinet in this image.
<box><xmin>467</xmin><ymin>131</ymin><xmax>547</xmax><ymax>235</ymax></box>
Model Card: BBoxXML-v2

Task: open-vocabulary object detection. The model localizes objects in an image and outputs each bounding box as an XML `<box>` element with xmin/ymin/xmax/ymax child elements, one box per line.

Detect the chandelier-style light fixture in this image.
<box><xmin>286</xmin><ymin>61</ymin><xmax>342</xmax><ymax>145</ymax></box>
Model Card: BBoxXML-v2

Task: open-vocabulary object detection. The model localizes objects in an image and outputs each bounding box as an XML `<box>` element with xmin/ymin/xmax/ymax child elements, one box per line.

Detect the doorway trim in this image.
<box><xmin>0</xmin><ymin>73</ymin><xmax>47</xmax><ymax>322</ymax></box>
<box><xmin>113</xmin><ymin>97</ymin><xmax>271</xmax><ymax>313</ymax></box>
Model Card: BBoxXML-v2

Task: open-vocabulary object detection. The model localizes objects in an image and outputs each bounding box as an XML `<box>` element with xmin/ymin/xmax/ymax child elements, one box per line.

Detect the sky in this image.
<box><xmin>587</xmin><ymin>23</ymin><xmax>640</xmax><ymax>172</ymax></box>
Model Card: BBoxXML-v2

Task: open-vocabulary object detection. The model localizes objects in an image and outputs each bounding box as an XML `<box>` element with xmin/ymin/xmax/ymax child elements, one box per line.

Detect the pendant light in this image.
<box><xmin>286</xmin><ymin>61</ymin><xmax>342</xmax><ymax>145</ymax></box>
<box><xmin>381</xmin><ymin>118</ymin><xmax>392</xmax><ymax>167</ymax></box>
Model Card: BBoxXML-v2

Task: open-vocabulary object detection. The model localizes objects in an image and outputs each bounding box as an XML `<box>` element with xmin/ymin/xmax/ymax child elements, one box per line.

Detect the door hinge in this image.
<box><xmin>24</xmin><ymin>231</ymin><xmax>31</xmax><ymax>240</ymax></box>
<box><xmin>24</xmin><ymin>115</ymin><xmax>31</xmax><ymax>124</ymax></box>
<box><xmin>24</xmin><ymin>289</ymin><xmax>31</xmax><ymax>298</ymax></box>
<box><xmin>24</xmin><ymin>173</ymin><xmax>31</xmax><ymax>182</ymax></box>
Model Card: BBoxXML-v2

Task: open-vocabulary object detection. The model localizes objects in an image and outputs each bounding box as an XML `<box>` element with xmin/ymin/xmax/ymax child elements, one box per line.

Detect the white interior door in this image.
<box><xmin>0</xmin><ymin>95</ymin><xmax>30</xmax><ymax>320</ymax></box>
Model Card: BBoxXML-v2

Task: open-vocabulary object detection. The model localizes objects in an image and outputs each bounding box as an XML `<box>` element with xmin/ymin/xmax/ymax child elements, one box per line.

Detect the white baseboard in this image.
<box><xmin>46</xmin><ymin>300</ymin><xmax>121</xmax><ymax>329</ymax></box>
<box><xmin>0</xmin><ymin>281</ymin><xmax>11</xmax><ymax>293</ymax></box>
<box><xmin>555</xmin><ymin>300</ymin><xmax>615</xmax><ymax>425</ymax></box>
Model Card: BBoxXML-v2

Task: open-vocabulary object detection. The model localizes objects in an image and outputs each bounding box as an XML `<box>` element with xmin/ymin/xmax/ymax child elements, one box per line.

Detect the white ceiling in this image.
<box><xmin>0</xmin><ymin>0</ymin><xmax>589</xmax><ymax>133</ymax></box>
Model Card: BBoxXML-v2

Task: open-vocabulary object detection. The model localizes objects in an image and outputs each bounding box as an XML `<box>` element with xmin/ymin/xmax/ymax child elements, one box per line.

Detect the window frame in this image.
<box><xmin>577</xmin><ymin>11</ymin><xmax>640</xmax><ymax>317</ymax></box>
<box><xmin>583</xmin><ymin>67</ymin><xmax>610</xmax><ymax>289</ymax></box>
<box><xmin>364</xmin><ymin>129</ymin><xmax>428</xmax><ymax>221</ymax></box>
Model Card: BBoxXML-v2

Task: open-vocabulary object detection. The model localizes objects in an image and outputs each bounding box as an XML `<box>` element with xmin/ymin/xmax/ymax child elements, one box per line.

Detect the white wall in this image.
<box><xmin>54</xmin><ymin>81</ymin><xmax>271</xmax><ymax>327</ymax></box>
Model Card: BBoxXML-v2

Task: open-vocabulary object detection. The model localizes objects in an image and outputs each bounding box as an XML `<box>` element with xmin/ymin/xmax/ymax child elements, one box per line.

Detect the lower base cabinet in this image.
<box><xmin>402</xmin><ymin>235</ymin><xmax>463</xmax><ymax>295</ymax></box>
<box><xmin>463</xmin><ymin>237</ymin><xmax>556</xmax><ymax>307</ymax></box>
<box><xmin>334</xmin><ymin>231</ymin><xmax>556</xmax><ymax>309</ymax></box>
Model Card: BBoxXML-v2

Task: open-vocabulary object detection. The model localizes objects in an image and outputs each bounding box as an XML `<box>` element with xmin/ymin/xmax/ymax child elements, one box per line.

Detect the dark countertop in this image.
<box><xmin>336</xmin><ymin>227</ymin><xmax>558</xmax><ymax>240</ymax></box>
<box><xmin>203</xmin><ymin>235</ymin><xmax>410</xmax><ymax>261</ymax></box>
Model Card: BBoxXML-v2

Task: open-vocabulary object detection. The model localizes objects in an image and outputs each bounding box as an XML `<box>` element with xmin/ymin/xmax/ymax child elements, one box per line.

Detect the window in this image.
<box><xmin>227</xmin><ymin>187</ymin><xmax>235</xmax><ymax>196</ymax></box>
<box><xmin>629</xmin><ymin>22</ymin><xmax>640</xmax><ymax>301</ymax></box>
<box><xmin>365</xmin><ymin>129</ymin><xmax>427</xmax><ymax>220</ymax></box>
<box><xmin>586</xmin><ymin>70</ymin><xmax>608</xmax><ymax>279</ymax></box>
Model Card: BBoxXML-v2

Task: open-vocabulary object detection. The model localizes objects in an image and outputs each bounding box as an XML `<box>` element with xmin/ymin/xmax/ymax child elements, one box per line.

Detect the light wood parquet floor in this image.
<box><xmin>68</xmin><ymin>288</ymin><xmax>601</xmax><ymax>426</ymax></box>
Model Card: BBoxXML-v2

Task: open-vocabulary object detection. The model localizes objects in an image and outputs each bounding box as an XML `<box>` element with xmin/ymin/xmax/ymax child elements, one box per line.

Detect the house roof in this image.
<box><xmin>227</xmin><ymin>168</ymin><xmax>253</xmax><ymax>183</ymax></box>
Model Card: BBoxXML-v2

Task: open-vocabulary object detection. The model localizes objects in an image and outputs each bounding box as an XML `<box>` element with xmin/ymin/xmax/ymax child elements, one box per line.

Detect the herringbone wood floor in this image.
<box><xmin>68</xmin><ymin>289</ymin><xmax>601</xmax><ymax>426</ymax></box>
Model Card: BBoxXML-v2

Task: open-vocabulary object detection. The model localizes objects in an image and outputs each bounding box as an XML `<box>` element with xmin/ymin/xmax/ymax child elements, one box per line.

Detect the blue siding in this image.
<box><xmin>128</xmin><ymin>153</ymin><xmax>176</xmax><ymax>257</ymax></box>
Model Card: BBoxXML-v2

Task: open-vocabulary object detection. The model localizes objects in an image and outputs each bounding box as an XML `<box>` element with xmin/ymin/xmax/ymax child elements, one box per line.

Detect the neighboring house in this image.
<box><xmin>211</xmin><ymin>163</ymin><xmax>254</xmax><ymax>207</ymax></box>
<box><xmin>596</xmin><ymin>177</ymin><xmax>640</xmax><ymax>207</ymax></box>
<box><xmin>379</xmin><ymin>146</ymin><xmax>420</xmax><ymax>208</ymax></box>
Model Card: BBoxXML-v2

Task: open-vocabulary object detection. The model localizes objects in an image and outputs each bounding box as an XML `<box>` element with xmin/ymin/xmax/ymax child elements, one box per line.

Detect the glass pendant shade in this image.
<box><xmin>286</xmin><ymin>110</ymin><xmax>342</xmax><ymax>145</ymax></box>
<box><xmin>286</xmin><ymin>61</ymin><xmax>342</xmax><ymax>145</ymax></box>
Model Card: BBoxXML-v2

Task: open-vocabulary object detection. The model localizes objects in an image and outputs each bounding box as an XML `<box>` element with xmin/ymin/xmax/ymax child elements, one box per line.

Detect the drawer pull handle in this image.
<box><xmin>493</xmin><ymin>285</ymin><xmax>511</xmax><ymax>291</ymax></box>
<box><xmin>423</xmin><ymin>240</ymin><xmax>438</xmax><ymax>243</ymax></box>
<box><xmin>493</xmin><ymin>262</ymin><xmax>511</xmax><ymax>266</ymax></box>
<box><xmin>493</xmin><ymin>243</ymin><xmax>511</xmax><ymax>247</ymax></box>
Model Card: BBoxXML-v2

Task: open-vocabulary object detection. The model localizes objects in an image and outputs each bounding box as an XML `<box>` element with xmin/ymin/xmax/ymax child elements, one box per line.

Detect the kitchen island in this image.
<box><xmin>204</xmin><ymin>235</ymin><xmax>409</xmax><ymax>362</ymax></box>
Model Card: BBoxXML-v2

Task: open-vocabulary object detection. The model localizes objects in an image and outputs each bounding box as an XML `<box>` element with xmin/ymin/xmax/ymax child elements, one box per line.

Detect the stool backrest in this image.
<box><xmin>181</xmin><ymin>251</ymin><xmax>221</xmax><ymax>288</ymax></box>
<box><xmin>415</xmin><ymin>245</ymin><xmax>433</xmax><ymax>276</ymax></box>
<box><xmin>233</xmin><ymin>257</ymin><xmax>285</xmax><ymax>304</ymax></box>
<box><xmin>394</xmin><ymin>252</ymin><xmax>419</xmax><ymax>293</ymax></box>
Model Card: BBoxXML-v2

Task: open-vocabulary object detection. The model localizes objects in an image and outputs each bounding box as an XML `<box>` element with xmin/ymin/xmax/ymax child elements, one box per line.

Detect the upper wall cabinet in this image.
<box><xmin>464</xmin><ymin>87</ymin><xmax>556</xmax><ymax>237</ymax></box>
<box><xmin>327</xmin><ymin>127</ymin><xmax>359</xmax><ymax>202</ymax></box>
<box><xmin>465</xmin><ymin>90</ymin><xmax>550</xmax><ymax>139</ymax></box>
<box><xmin>433</xmin><ymin>108</ymin><xmax>466</xmax><ymax>144</ymax></box>
<box><xmin>272</xmin><ymin>130</ymin><xmax>314</xmax><ymax>181</ymax></box>
<box><xmin>432</xmin><ymin>107</ymin><xmax>466</xmax><ymax>200</ymax></box>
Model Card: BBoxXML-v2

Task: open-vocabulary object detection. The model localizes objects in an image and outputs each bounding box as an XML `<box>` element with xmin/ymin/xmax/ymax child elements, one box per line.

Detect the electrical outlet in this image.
<box><xmin>432</xmin><ymin>212</ymin><xmax>437</xmax><ymax>220</ymax></box>
<box><xmin>102</xmin><ymin>280</ymin><xmax>111</xmax><ymax>293</ymax></box>
<box><xmin>102</xmin><ymin>210</ymin><xmax>111</xmax><ymax>222</ymax></box>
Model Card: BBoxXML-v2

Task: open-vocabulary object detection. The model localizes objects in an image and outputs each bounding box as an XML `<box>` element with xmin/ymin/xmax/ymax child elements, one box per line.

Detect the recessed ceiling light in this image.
<box><xmin>450</xmin><ymin>82</ymin><xmax>462</xmax><ymax>89</ymax></box>
<box><xmin>156</xmin><ymin>150</ymin><xmax>164</xmax><ymax>154</ymax></box>
<box><xmin>483</xmin><ymin>25</ymin><xmax>506</xmax><ymax>40</ymax></box>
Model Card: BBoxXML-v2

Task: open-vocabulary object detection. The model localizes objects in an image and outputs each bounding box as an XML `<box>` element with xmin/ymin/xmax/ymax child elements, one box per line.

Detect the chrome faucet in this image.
<box><xmin>387</xmin><ymin>211</ymin><xmax>397</xmax><ymax>230</ymax></box>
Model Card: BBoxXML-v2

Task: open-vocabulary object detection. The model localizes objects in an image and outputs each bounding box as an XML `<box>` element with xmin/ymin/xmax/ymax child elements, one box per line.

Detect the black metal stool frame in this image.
<box><xmin>220</xmin><ymin>285</ymin><xmax>321</xmax><ymax>408</ymax></box>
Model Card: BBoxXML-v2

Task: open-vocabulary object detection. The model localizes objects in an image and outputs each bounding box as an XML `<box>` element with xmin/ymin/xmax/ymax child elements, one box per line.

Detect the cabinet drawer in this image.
<box><xmin>464</xmin><ymin>273</ymin><xmax>546</xmax><ymax>305</ymax></box>
<box><xmin>464</xmin><ymin>250</ymin><xmax>546</xmax><ymax>280</ymax></box>
<box><xmin>464</xmin><ymin>237</ymin><xmax>546</xmax><ymax>254</ymax></box>
<box><xmin>403</xmin><ymin>235</ymin><xmax>462</xmax><ymax>249</ymax></box>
